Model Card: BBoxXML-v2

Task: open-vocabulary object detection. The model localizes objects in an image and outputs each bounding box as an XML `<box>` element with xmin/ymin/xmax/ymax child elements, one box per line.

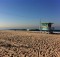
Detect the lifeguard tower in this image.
<box><xmin>40</xmin><ymin>23</ymin><xmax>54</xmax><ymax>34</ymax></box>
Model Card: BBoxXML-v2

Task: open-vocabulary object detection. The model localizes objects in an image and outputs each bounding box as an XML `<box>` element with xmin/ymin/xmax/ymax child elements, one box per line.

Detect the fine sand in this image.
<box><xmin>0</xmin><ymin>30</ymin><xmax>60</xmax><ymax>57</ymax></box>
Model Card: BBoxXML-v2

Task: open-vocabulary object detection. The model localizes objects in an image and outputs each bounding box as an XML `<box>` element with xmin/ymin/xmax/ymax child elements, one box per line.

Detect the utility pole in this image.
<box><xmin>39</xmin><ymin>19</ymin><xmax>41</xmax><ymax>31</ymax></box>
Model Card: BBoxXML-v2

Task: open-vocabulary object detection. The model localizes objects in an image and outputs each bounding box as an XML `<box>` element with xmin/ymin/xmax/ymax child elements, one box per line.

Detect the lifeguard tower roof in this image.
<box><xmin>41</xmin><ymin>22</ymin><xmax>53</xmax><ymax>24</ymax></box>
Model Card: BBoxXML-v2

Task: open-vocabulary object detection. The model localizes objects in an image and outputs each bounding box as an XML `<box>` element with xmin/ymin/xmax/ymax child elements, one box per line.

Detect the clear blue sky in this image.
<box><xmin>0</xmin><ymin>0</ymin><xmax>60</xmax><ymax>29</ymax></box>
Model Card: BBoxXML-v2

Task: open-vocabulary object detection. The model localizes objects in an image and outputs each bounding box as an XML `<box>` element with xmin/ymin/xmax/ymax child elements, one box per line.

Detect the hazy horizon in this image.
<box><xmin>0</xmin><ymin>0</ymin><xmax>60</xmax><ymax>29</ymax></box>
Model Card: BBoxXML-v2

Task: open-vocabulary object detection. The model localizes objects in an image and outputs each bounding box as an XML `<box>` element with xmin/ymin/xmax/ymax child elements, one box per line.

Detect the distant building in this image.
<box><xmin>27</xmin><ymin>29</ymin><xmax>29</xmax><ymax>31</ymax></box>
<box><xmin>41</xmin><ymin>22</ymin><xmax>54</xmax><ymax>34</ymax></box>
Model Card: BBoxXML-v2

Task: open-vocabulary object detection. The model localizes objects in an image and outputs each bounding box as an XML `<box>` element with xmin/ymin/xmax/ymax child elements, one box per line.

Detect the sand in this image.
<box><xmin>0</xmin><ymin>30</ymin><xmax>60</xmax><ymax>57</ymax></box>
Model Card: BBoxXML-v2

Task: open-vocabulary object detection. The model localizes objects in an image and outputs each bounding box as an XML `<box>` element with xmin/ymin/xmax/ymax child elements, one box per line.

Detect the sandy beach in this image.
<box><xmin>0</xmin><ymin>30</ymin><xmax>60</xmax><ymax>57</ymax></box>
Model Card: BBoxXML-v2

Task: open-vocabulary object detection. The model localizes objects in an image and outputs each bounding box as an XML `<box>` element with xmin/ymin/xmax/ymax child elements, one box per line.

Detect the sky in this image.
<box><xmin>0</xmin><ymin>0</ymin><xmax>60</xmax><ymax>29</ymax></box>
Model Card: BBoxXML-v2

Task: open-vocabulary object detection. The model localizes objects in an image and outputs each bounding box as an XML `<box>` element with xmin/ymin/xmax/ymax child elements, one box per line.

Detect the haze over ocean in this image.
<box><xmin>0</xmin><ymin>0</ymin><xmax>60</xmax><ymax>29</ymax></box>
